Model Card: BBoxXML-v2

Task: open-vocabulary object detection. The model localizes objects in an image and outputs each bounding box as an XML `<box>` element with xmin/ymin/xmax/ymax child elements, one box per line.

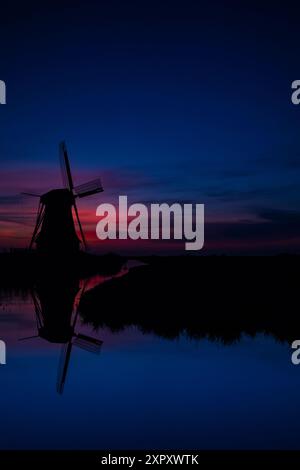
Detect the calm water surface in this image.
<box><xmin>0</xmin><ymin>274</ymin><xmax>299</xmax><ymax>450</ymax></box>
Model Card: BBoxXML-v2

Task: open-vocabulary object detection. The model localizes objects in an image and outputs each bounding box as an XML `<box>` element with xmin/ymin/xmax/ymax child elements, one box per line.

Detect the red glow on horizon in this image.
<box><xmin>0</xmin><ymin>167</ymin><xmax>298</xmax><ymax>254</ymax></box>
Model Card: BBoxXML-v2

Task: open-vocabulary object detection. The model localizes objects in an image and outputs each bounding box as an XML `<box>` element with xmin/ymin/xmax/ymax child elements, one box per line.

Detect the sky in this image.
<box><xmin>0</xmin><ymin>0</ymin><xmax>300</xmax><ymax>254</ymax></box>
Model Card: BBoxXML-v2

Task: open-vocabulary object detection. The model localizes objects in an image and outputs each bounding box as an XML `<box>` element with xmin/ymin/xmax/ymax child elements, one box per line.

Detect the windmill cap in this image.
<box><xmin>41</xmin><ymin>188</ymin><xmax>74</xmax><ymax>205</ymax></box>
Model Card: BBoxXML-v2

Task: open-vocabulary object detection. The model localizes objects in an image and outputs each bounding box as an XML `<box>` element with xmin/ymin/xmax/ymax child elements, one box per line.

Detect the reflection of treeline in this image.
<box><xmin>80</xmin><ymin>256</ymin><xmax>299</xmax><ymax>344</ymax></box>
<box><xmin>0</xmin><ymin>286</ymin><xmax>31</xmax><ymax>302</ymax></box>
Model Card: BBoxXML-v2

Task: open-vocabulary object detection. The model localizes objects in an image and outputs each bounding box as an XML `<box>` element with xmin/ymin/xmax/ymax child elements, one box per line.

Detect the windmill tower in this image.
<box><xmin>27</xmin><ymin>142</ymin><xmax>103</xmax><ymax>254</ymax></box>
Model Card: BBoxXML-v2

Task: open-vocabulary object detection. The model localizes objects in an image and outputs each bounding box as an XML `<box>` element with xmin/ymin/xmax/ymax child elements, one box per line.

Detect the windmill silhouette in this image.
<box><xmin>20</xmin><ymin>278</ymin><xmax>103</xmax><ymax>394</ymax></box>
<box><xmin>25</xmin><ymin>142</ymin><xmax>103</xmax><ymax>253</ymax></box>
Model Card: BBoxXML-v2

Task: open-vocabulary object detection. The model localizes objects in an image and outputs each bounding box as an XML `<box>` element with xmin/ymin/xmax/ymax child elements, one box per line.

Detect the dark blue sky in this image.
<box><xmin>1</xmin><ymin>0</ymin><xmax>300</xmax><ymax>253</ymax></box>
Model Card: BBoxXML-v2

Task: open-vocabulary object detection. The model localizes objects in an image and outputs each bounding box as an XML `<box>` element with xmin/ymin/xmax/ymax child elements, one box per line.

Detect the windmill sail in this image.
<box><xmin>73</xmin><ymin>201</ymin><xmax>87</xmax><ymax>250</ymax></box>
<box><xmin>21</xmin><ymin>192</ymin><xmax>41</xmax><ymax>197</ymax></box>
<box><xmin>74</xmin><ymin>179</ymin><xmax>103</xmax><ymax>198</ymax></box>
<box><xmin>59</xmin><ymin>141</ymin><xmax>74</xmax><ymax>191</ymax></box>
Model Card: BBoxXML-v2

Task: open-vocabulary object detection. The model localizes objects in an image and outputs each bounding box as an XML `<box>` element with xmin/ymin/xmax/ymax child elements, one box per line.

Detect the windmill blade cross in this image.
<box><xmin>59</xmin><ymin>141</ymin><xmax>74</xmax><ymax>191</ymax></box>
<box><xmin>29</xmin><ymin>202</ymin><xmax>45</xmax><ymax>250</ymax></box>
<box><xmin>21</xmin><ymin>192</ymin><xmax>41</xmax><ymax>197</ymax></box>
<box><xmin>73</xmin><ymin>201</ymin><xmax>87</xmax><ymax>250</ymax></box>
<box><xmin>18</xmin><ymin>335</ymin><xmax>39</xmax><ymax>341</ymax></box>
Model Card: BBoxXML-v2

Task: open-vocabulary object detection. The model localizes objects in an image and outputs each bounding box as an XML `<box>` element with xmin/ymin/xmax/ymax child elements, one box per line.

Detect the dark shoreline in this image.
<box><xmin>1</xmin><ymin>252</ymin><xmax>299</xmax><ymax>344</ymax></box>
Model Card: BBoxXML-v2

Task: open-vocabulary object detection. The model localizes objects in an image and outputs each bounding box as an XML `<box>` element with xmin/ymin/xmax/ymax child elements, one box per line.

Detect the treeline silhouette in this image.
<box><xmin>0</xmin><ymin>251</ymin><xmax>125</xmax><ymax>288</ymax></box>
<box><xmin>79</xmin><ymin>256</ymin><xmax>299</xmax><ymax>344</ymax></box>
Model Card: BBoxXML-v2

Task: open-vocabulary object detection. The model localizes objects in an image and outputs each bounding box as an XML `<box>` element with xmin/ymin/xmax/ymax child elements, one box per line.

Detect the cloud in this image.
<box><xmin>205</xmin><ymin>188</ymin><xmax>264</xmax><ymax>202</ymax></box>
<box><xmin>257</xmin><ymin>208</ymin><xmax>300</xmax><ymax>225</ymax></box>
<box><xmin>205</xmin><ymin>208</ymin><xmax>300</xmax><ymax>247</ymax></box>
<box><xmin>0</xmin><ymin>195</ymin><xmax>23</xmax><ymax>205</ymax></box>
<box><xmin>205</xmin><ymin>183</ymin><xmax>300</xmax><ymax>205</ymax></box>
<box><xmin>0</xmin><ymin>214</ymin><xmax>33</xmax><ymax>226</ymax></box>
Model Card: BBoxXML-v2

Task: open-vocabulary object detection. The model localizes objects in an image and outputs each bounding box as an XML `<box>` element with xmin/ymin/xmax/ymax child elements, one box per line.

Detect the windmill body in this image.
<box><xmin>35</xmin><ymin>189</ymin><xmax>80</xmax><ymax>254</ymax></box>
<box><xmin>28</xmin><ymin>142</ymin><xmax>103</xmax><ymax>254</ymax></box>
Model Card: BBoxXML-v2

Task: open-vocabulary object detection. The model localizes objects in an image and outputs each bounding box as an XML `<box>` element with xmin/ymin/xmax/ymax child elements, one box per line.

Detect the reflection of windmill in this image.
<box><xmin>56</xmin><ymin>290</ymin><xmax>103</xmax><ymax>395</ymax></box>
<box><xmin>20</xmin><ymin>279</ymin><xmax>103</xmax><ymax>394</ymax></box>
<box><xmin>25</xmin><ymin>141</ymin><xmax>103</xmax><ymax>253</ymax></box>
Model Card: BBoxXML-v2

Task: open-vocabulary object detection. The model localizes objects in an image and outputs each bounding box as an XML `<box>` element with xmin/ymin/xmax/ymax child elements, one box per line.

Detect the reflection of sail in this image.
<box><xmin>56</xmin><ymin>293</ymin><xmax>103</xmax><ymax>394</ymax></box>
<box><xmin>57</xmin><ymin>341</ymin><xmax>73</xmax><ymax>395</ymax></box>
<box><xmin>20</xmin><ymin>276</ymin><xmax>103</xmax><ymax>394</ymax></box>
<box><xmin>57</xmin><ymin>335</ymin><xmax>103</xmax><ymax>394</ymax></box>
